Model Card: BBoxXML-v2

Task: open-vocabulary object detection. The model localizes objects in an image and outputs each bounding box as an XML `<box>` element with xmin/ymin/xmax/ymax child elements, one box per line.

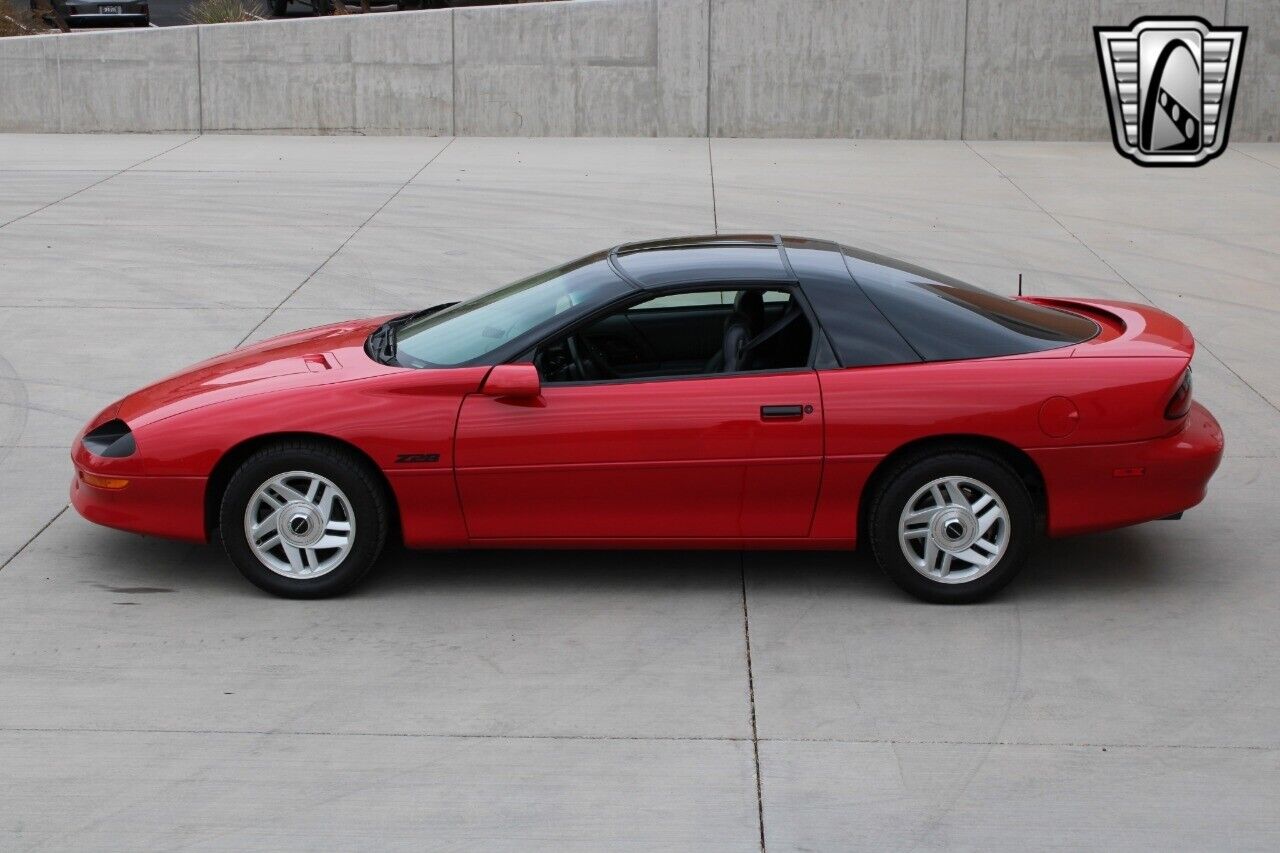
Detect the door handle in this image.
<box><xmin>760</xmin><ymin>404</ymin><xmax>805</xmax><ymax>419</ymax></box>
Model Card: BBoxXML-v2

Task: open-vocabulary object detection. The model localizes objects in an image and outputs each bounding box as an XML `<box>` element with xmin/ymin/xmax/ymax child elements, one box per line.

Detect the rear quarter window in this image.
<box><xmin>841</xmin><ymin>247</ymin><xmax>1098</xmax><ymax>361</ymax></box>
<box><xmin>784</xmin><ymin>241</ymin><xmax>920</xmax><ymax>367</ymax></box>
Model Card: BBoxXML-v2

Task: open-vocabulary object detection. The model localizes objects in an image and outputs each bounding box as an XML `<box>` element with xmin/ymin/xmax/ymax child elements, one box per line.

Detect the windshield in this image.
<box><xmin>392</xmin><ymin>252</ymin><xmax>629</xmax><ymax>367</ymax></box>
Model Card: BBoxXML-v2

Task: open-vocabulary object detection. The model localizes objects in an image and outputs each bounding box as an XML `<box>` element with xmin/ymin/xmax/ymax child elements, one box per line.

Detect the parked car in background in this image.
<box><xmin>34</xmin><ymin>0</ymin><xmax>149</xmax><ymax>26</ymax></box>
<box><xmin>265</xmin><ymin>0</ymin><xmax>551</xmax><ymax>20</ymax></box>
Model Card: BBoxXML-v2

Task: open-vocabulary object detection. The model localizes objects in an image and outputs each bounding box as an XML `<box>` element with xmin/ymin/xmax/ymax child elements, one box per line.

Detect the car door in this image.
<box><xmin>453</xmin><ymin>370</ymin><xmax>824</xmax><ymax>541</ymax></box>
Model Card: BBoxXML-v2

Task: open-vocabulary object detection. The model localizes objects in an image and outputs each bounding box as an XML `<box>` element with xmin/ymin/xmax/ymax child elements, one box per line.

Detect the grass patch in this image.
<box><xmin>184</xmin><ymin>0</ymin><xmax>265</xmax><ymax>24</ymax></box>
<box><xmin>0</xmin><ymin>0</ymin><xmax>53</xmax><ymax>36</ymax></box>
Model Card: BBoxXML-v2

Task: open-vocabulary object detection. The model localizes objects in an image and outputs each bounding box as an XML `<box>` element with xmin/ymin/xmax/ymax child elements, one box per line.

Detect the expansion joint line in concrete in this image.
<box><xmin>963</xmin><ymin>141</ymin><xmax>1280</xmax><ymax>417</ymax></box>
<box><xmin>1236</xmin><ymin>147</ymin><xmax>1280</xmax><ymax>172</ymax></box>
<box><xmin>708</xmin><ymin>138</ymin><xmax>719</xmax><ymax>234</ymax></box>
<box><xmin>1</xmin><ymin>725</ymin><xmax>1274</xmax><ymax>751</ymax></box>
<box><xmin>0</xmin><ymin>506</ymin><xmax>67</xmax><ymax>574</ymax></box>
<box><xmin>740</xmin><ymin>554</ymin><xmax>766</xmax><ymax>852</ymax></box>
<box><xmin>0</xmin><ymin>135</ymin><xmax>198</xmax><ymax>231</ymax></box>
<box><xmin>234</xmin><ymin>136</ymin><xmax>458</xmax><ymax>348</ymax></box>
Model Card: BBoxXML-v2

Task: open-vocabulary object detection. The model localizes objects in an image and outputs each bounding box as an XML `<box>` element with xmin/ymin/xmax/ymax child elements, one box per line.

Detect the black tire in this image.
<box><xmin>868</xmin><ymin>450</ymin><xmax>1034</xmax><ymax>604</ymax></box>
<box><xmin>219</xmin><ymin>440</ymin><xmax>389</xmax><ymax>599</ymax></box>
<box><xmin>269</xmin><ymin>0</ymin><xmax>287</xmax><ymax>15</ymax></box>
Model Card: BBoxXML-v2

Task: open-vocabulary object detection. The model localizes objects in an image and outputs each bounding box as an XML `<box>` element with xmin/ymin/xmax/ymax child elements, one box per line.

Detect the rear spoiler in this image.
<box><xmin>1025</xmin><ymin>297</ymin><xmax>1195</xmax><ymax>360</ymax></box>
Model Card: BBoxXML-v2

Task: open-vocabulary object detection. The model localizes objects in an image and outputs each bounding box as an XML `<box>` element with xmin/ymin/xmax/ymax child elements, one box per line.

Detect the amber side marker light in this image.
<box><xmin>80</xmin><ymin>471</ymin><xmax>130</xmax><ymax>491</ymax></box>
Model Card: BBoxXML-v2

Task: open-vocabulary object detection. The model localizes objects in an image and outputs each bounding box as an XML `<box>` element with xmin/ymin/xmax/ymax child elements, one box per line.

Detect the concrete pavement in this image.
<box><xmin>1</xmin><ymin>135</ymin><xmax>1278</xmax><ymax>850</ymax></box>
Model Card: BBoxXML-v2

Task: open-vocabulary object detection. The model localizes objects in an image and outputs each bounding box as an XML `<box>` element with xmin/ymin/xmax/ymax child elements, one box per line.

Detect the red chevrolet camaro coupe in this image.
<box><xmin>71</xmin><ymin>235</ymin><xmax>1223</xmax><ymax>602</ymax></box>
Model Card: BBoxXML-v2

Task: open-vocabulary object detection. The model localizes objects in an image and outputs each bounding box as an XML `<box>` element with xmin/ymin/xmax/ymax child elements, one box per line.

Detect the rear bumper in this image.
<box><xmin>1030</xmin><ymin>402</ymin><xmax>1224</xmax><ymax>537</ymax></box>
<box><xmin>70</xmin><ymin>470</ymin><xmax>207</xmax><ymax>543</ymax></box>
<box><xmin>64</xmin><ymin>12</ymin><xmax>149</xmax><ymax>24</ymax></box>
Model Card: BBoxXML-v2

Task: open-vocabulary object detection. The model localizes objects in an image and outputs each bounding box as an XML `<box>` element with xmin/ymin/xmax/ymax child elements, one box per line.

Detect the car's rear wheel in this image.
<box><xmin>868</xmin><ymin>450</ymin><xmax>1033</xmax><ymax>603</ymax></box>
<box><xmin>219</xmin><ymin>441</ymin><xmax>388</xmax><ymax>598</ymax></box>
<box><xmin>268</xmin><ymin>0</ymin><xmax>286</xmax><ymax>16</ymax></box>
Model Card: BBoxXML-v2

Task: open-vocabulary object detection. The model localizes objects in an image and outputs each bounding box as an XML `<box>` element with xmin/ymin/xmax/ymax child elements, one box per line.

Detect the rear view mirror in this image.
<box><xmin>482</xmin><ymin>363</ymin><xmax>541</xmax><ymax>399</ymax></box>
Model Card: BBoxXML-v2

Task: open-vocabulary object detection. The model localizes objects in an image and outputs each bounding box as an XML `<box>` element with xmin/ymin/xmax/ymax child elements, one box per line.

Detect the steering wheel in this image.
<box><xmin>565</xmin><ymin>335</ymin><xmax>589</xmax><ymax>381</ymax></box>
<box><xmin>578</xmin><ymin>334</ymin><xmax>617</xmax><ymax>379</ymax></box>
<box><xmin>567</xmin><ymin>334</ymin><xmax>617</xmax><ymax>380</ymax></box>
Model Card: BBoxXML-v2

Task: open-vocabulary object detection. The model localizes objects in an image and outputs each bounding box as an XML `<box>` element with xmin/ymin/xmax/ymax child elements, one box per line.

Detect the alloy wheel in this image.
<box><xmin>243</xmin><ymin>470</ymin><xmax>355</xmax><ymax>579</ymax></box>
<box><xmin>897</xmin><ymin>475</ymin><xmax>1010</xmax><ymax>584</ymax></box>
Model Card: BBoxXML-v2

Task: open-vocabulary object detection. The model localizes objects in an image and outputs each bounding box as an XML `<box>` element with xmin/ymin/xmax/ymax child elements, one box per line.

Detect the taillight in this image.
<box><xmin>1165</xmin><ymin>368</ymin><xmax>1192</xmax><ymax>419</ymax></box>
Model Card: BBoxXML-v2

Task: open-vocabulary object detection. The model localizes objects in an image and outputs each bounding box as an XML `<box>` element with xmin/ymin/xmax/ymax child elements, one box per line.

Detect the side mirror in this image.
<box><xmin>481</xmin><ymin>363</ymin><xmax>541</xmax><ymax>399</ymax></box>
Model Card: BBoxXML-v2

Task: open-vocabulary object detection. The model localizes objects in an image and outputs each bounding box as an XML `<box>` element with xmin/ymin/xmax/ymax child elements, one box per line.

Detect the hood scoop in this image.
<box><xmin>303</xmin><ymin>353</ymin><xmax>339</xmax><ymax>372</ymax></box>
<box><xmin>176</xmin><ymin>353</ymin><xmax>337</xmax><ymax>392</ymax></box>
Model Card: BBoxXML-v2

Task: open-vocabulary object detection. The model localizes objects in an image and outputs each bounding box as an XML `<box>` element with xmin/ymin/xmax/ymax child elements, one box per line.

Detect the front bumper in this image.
<box><xmin>71</xmin><ymin>427</ymin><xmax>208</xmax><ymax>542</ymax></box>
<box><xmin>62</xmin><ymin>11</ymin><xmax>149</xmax><ymax>25</ymax></box>
<box><xmin>70</xmin><ymin>405</ymin><xmax>207</xmax><ymax>543</ymax></box>
<box><xmin>1030</xmin><ymin>402</ymin><xmax>1224</xmax><ymax>537</ymax></box>
<box><xmin>70</xmin><ymin>470</ymin><xmax>208</xmax><ymax>542</ymax></box>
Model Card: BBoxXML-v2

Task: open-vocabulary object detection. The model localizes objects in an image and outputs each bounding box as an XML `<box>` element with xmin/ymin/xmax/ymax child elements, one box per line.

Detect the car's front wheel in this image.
<box><xmin>868</xmin><ymin>450</ymin><xmax>1034</xmax><ymax>603</ymax></box>
<box><xmin>219</xmin><ymin>441</ymin><xmax>389</xmax><ymax>598</ymax></box>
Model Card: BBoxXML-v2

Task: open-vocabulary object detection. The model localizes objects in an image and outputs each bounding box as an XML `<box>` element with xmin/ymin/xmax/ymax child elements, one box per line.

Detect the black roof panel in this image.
<box><xmin>615</xmin><ymin>234</ymin><xmax>777</xmax><ymax>254</ymax></box>
<box><xmin>613</xmin><ymin>236</ymin><xmax>793</xmax><ymax>288</ymax></box>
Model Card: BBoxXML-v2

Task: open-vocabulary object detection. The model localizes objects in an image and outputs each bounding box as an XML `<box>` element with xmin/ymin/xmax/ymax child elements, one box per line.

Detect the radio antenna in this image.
<box><xmin>1018</xmin><ymin>273</ymin><xmax>1023</xmax><ymax>297</ymax></box>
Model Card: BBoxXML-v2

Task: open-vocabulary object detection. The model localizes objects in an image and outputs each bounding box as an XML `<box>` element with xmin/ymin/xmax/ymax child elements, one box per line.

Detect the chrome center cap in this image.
<box><xmin>932</xmin><ymin>508</ymin><xmax>978</xmax><ymax>551</ymax></box>
<box><xmin>279</xmin><ymin>502</ymin><xmax>323</xmax><ymax>547</ymax></box>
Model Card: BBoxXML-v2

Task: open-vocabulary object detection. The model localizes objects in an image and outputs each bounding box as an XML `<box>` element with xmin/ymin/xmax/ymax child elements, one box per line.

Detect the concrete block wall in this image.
<box><xmin>0</xmin><ymin>26</ymin><xmax>200</xmax><ymax>132</ymax></box>
<box><xmin>710</xmin><ymin>0</ymin><xmax>967</xmax><ymax>138</ymax></box>
<box><xmin>198</xmin><ymin>13</ymin><xmax>453</xmax><ymax>133</ymax></box>
<box><xmin>1229</xmin><ymin>0</ymin><xmax>1280</xmax><ymax>142</ymax></box>
<box><xmin>0</xmin><ymin>32</ymin><xmax>60</xmax><ymax>133</ymax></box>
<box><xmin>0</xmin><ymin>0</ymin><xmax>1275</xmax><ymax>140</ymax></box>
<box><xmin>961</xmin><ymin>0</ymin><xmax>1253</xmax><ymax>141</ymax></box>
<box><xmin>454</xmin><ymin>0</ymin><xmax>706</xmax><ymax>135</ymax></box>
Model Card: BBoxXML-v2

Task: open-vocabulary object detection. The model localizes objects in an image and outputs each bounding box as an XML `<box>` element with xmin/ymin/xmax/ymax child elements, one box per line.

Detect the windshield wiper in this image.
<box><xmin>367</xmin><ymin>303</ymin><xmax>460</xmax><ymax>366</ymax></box>
<box><xmin>397</xmin><ymin>302</ymin><xmax>458</xmax><ymax>326</ymax></box>
<box><xmin>366</xmin><ymin>323</ymin><xmax>398</xmax><ymax>365</ymax></box>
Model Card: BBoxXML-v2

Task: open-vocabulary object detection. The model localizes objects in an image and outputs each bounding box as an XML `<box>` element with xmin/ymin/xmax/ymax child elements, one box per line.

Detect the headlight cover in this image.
<box><xmin>83</xmin><ymin>419</ymin><xmax>136</xmax><ymax>458</ymax></box>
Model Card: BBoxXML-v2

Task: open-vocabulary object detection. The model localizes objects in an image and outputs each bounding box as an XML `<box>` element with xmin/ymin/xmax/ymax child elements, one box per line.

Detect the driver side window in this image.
<box><xmin>536</xmin><ymin>287</ymin><xmax>812</xmax><ymax>383</ymax></box>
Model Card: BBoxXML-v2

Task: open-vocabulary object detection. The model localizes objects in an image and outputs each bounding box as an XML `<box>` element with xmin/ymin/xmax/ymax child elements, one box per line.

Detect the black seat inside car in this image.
<box><xmin>539</xmin><ymin>288</ymin><xmax>812</xmax><ymax>383</ymax></box>
<box><xmin>707</xmin><ymin>290</ymin><xmax>766</xmax><ymax>373</ymax></box>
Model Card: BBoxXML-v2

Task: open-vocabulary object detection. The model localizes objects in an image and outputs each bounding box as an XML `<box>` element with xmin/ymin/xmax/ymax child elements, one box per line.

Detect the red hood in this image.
<box><xmin>1025</xmin><ymin>297</ymin><xmax>1195</xmax><ymax>359</ymax></box>
<box><xmin>116</xmin><ymin>315</ymin><xmax>398</xmax><ymax>428</ymax></box>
